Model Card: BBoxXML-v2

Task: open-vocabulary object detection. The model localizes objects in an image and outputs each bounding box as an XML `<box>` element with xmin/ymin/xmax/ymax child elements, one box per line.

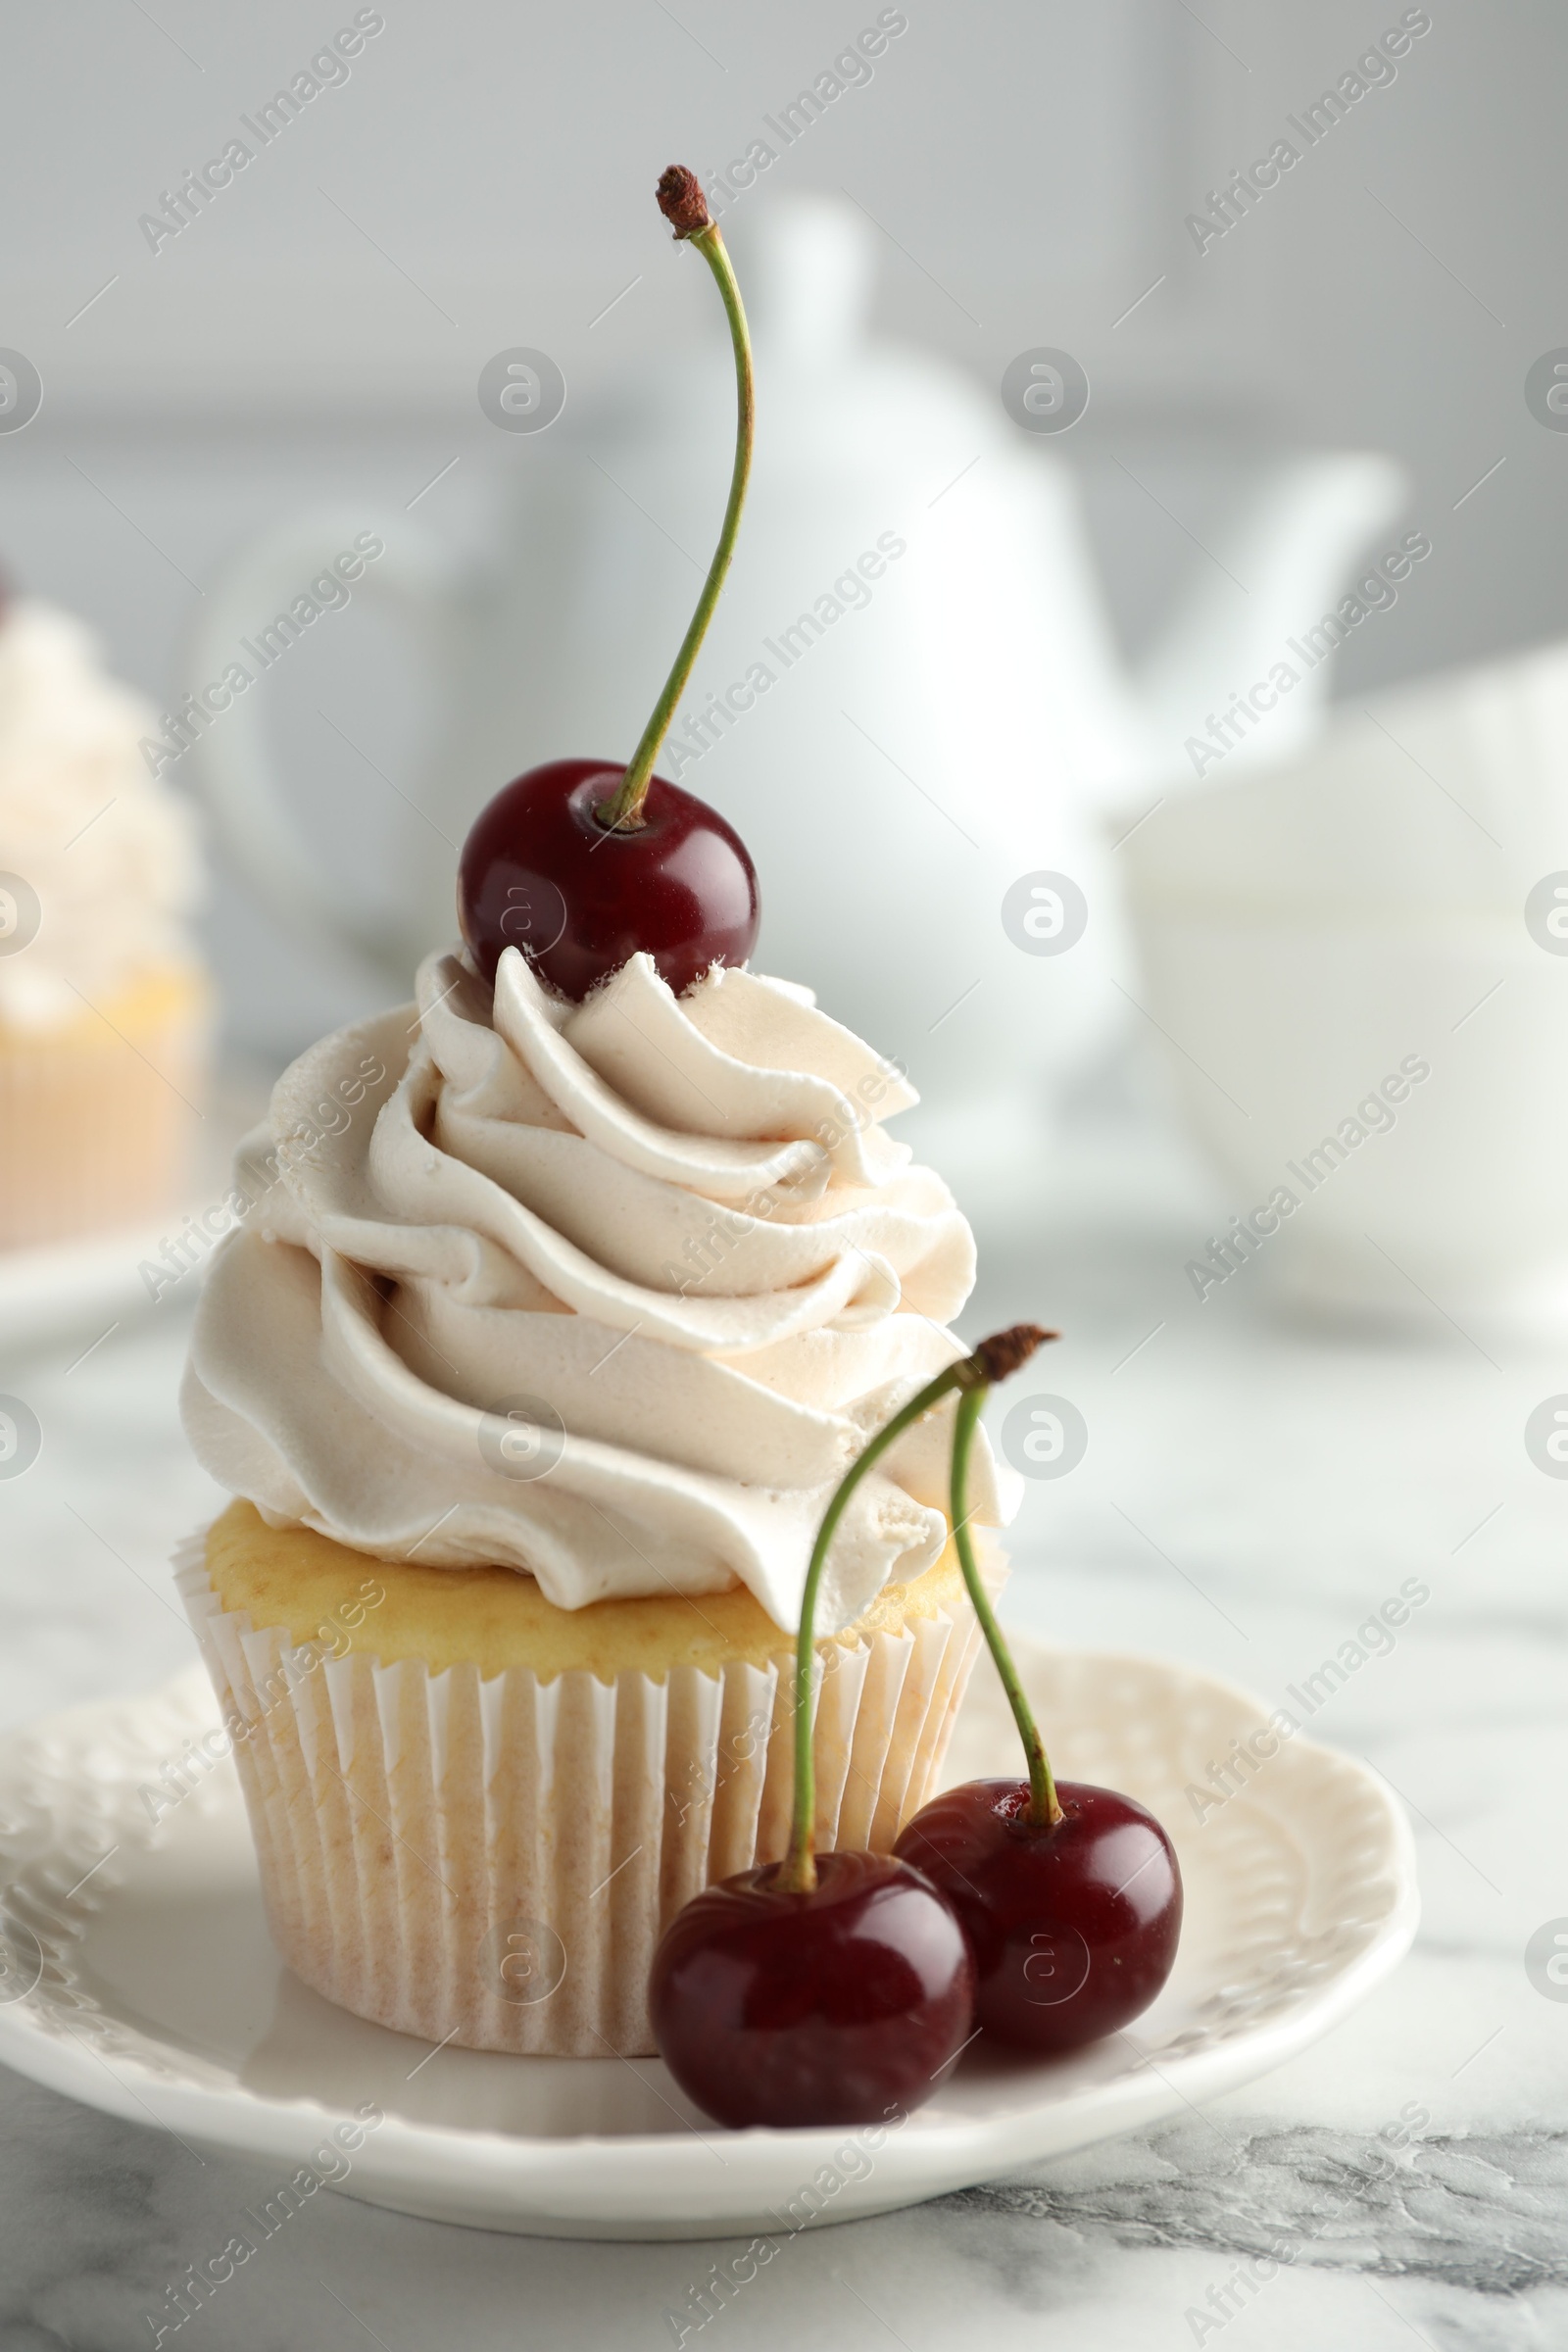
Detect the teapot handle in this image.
<box><xmin>182</xmin><ymin>509</ymin><xmax>460</xmax><ymax>975</ymax></box>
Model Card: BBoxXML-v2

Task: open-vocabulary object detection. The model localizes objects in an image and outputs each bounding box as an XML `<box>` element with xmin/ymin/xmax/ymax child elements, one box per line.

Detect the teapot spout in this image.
<box><xmin>1129</xmin><ymin>450</ymin><xmax>1407</xmax><ymax>788</ymax></box>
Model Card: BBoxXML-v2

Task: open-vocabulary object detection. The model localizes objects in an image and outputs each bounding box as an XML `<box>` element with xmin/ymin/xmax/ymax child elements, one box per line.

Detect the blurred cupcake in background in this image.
<box><xmin>0</xmin><ymin>595</ymin><xmax>209</xmax><ymax>1250</ymax></box>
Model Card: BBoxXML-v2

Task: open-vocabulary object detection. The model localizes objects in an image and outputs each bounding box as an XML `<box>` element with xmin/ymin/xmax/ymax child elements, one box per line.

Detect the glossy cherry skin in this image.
<box><xmin>457</xmin><ymin>757</ymin><xmax>760</xmax><ymax>1003</ymax></box>
<box><xmin>649</xmin><ymin>1849</ymin><xmax>975</xmax><ymax>2130</ymax></box>
<box><xmin>894</xmin><ymin>1780</ymin><xmax>1181</xmax><ymax>2055</ymax></box>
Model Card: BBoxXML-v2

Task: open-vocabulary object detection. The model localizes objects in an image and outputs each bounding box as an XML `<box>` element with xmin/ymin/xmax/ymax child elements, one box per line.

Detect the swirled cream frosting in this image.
<box><xmin>0</xmin><ymin>599</ymin><xmax>202</xmax><ymax>1027</ymax></box>
<box><xmin>183</xmin><ymin>947</ymin><xmax>1016</xmax><ymax>1633</ymax></box>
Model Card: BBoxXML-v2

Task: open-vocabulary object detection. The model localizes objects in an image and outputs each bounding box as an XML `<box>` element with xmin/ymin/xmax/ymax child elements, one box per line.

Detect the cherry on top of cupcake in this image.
<box><xmin>458</xmin><ymin>166</ymin><xmax>760</xmax><ymax>1005</ymax></box>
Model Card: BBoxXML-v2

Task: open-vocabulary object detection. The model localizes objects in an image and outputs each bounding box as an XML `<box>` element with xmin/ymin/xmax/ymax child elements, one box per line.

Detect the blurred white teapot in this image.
<box><xmin>187</xmin><ymin>196</ymin><xmax>1400</xmax><ymax>1132</ymax></box>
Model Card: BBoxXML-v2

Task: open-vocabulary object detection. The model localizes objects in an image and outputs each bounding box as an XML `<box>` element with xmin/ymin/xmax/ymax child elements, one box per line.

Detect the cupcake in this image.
<box><xmin>178</xmin><ymin>947</ymin><xmax>1016</xmax><ymax>2056</ymax></box>
<box><xmin>0</xmin><ymin>598</ymin><xmax>208</xmax><ymax>1250</ymax></box>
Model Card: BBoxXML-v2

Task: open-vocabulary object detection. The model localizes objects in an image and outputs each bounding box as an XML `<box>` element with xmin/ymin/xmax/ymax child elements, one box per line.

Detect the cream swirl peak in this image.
<box><xmin>183</xmin><ymin>947</ymin><xmax>1016</xmax><ymax>1632</ymax></box>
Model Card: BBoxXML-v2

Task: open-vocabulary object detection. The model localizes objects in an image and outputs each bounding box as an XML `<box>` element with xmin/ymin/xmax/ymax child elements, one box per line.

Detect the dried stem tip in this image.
<box><xmin>657</xmin><ymin>165</ymin><xmax>710</xmax><ymax>239</ymax></box>
<box><xmin>960</xmin><ymin>1323</ymin><xmax>1056</xmax><ymax>1389</ymax></box>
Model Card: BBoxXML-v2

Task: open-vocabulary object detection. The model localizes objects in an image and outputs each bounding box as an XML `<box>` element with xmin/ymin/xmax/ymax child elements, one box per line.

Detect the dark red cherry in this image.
<box><xmin>457</xmin><ymin>757</ymin><xmax>760</xmax><ymax>1003</ymax></box>
<box><xmin>895</xmin><ymin>1780</ymin><xmax>1181</xmax><ymax>2054</ymax></box>
<box><xmin>649</xmin><ymin>1849</ymin><xmax>975</xmax><ymax>2130</ymax></box>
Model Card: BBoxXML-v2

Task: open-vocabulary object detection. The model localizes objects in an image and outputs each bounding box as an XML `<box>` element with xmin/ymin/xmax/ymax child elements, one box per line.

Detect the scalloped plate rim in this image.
<box><xmin>0</xmin><ymin>1644</ymin><xmax>1421</xmax><ymax>2237</ymax></box>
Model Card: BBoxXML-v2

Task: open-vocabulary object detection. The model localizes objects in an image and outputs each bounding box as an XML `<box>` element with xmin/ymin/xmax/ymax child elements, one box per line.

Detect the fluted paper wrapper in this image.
<box><xmin>174</xmin><ymin>1532</ymin><xmax>999</xmax><ymax>2057</ymax></box>
<box><xmin>0</xmin><ymin>984</ymin><xmax>208</xmax><ymax>1249</ymax></box>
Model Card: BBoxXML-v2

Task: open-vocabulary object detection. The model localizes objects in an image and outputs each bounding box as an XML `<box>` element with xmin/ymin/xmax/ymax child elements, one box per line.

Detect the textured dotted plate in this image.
<box><xmin>0</xmin><ymin>1644</ymin><xmax>1417</xmax><ymax>2239</ymax></box>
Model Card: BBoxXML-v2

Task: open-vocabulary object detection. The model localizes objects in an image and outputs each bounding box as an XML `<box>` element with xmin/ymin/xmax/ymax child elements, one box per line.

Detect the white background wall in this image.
<box><xmin>4</xmin><ymin>0</ymin><xmax>1564</xmax><ymax>1059</ymax></box>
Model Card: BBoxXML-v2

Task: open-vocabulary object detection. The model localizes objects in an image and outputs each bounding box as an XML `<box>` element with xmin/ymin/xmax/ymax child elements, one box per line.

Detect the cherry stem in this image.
<box><xmin>781</xmin><ymin>1366</ymin><xmax>964</xmax><ymax>1894</ymax></box>
<box><xmin>951</xmin><ymin>1385</ymin><xmax>1062</xmax><ymax>1831</ymax></box>
<box><xmin>778</xmin><ymin>1322</ymin><xmax>1057</xmax><ymax>1893</ymax></box>
<box><xmin>598</xmin><ymin>219</ymin><xmax>755</xmax><ymax>833</ymax></box>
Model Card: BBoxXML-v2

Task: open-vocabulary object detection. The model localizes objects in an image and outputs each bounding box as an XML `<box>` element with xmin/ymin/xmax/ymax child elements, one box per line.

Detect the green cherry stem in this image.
<box><xmin>597</xmin><ymin>168</ymin><xmax>755</xmax><ymax>835</ymax></box>
<box><xmin>781</xmin><ymin>1368</ymin><xmax>959</xmax><ymax>1896</ymax></box>
<box><xmin>779</xmin><ymin>1322</ymin><xmax>1056</xmax><ymax>1894</ymax></box>
<box><xmin>951</xmin><ymin>1384</ymin><xmax>1062</xmax><ymax>1831</ymax></box>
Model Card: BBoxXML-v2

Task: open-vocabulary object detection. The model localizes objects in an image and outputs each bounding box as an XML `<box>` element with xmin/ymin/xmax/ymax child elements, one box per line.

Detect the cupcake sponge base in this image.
<box><xmin>176</xmin><ymin>1506</ymin><xmax>992</xmax><ymax>2058</ymax></box>
<box><xmin>0</xmin><ymin>966</ymin><xmax>207</xmax><ymax>1250</ymax></box>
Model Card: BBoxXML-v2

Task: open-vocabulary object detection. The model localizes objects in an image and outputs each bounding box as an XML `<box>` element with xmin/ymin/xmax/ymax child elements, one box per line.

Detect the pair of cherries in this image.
<box><xmin>652</xmin><ymin>1788</ymin><xmax>1181</xmax><ymax>2133</ymax></box>
<box><xmin>648</xmin><ymin>1330</ymin><xmax>1182</xmax><ymax>2132</ymax></box>
<box><xmin>454</xmin><ymin>174</ymin><xmax>1180</xmax><ymax>2129</ymax></box>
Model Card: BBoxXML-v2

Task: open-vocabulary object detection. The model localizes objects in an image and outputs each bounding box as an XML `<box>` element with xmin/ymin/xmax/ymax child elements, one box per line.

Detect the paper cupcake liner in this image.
<box><xmin>0</xmin><ymin>971</ymin><xmax>208</xmax><ymax>1249</ymax></box>
<box><xmin>174</xmin><ymin>1530</ymin><xmax>998</xmax><ymax>2058</ymax></box>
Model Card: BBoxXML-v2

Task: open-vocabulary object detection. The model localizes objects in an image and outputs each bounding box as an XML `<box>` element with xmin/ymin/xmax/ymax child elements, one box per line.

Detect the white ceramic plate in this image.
<box><xmin>0</xmin><ymin>1210</ymin><xmax>201</xmax><ymax>1350</ymax></box>
<box><xmin>0</xmin><ymin>1644</ymin><xmax>1417</xmax><ymax>2240</ymax></box>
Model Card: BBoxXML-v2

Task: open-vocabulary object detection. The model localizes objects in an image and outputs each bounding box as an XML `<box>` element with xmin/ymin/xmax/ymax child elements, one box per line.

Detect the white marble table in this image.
<box><xmin>0</xmin><ymin>1093</ymin><xmax>1563</xmax><ymax>2352</ymax></box>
